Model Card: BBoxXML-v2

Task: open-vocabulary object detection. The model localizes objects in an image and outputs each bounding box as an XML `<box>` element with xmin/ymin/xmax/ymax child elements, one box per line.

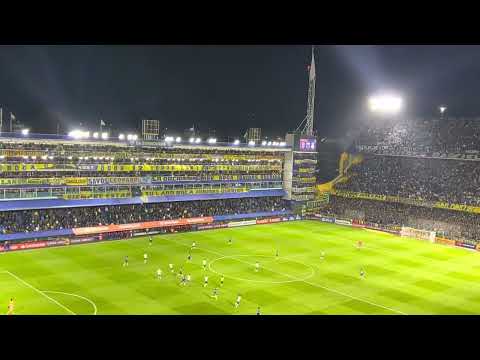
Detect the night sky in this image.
<box><xmin>0</xmin><ymin>45</ymin><xmax>480</xmax><ymax>139</ymax></box>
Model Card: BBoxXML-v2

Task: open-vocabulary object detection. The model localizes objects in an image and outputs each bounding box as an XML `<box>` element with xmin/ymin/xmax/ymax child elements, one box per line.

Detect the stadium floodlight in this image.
<box><xmin>272</xmin><ymin>141</ymin><xmax>278</xmax><ymax>146</ymax></box>
<box><xmin>261</xmin><ymin>141</ymin><xmax>267</xmax><ymax>146</ymax></box>
<box><xmin>132</xmin><ymin>134</ymin><xmax>138</xmax><ymax>141</ymax></box>
<box><xmin>207</xmin><ymin>138</ymin><xmax>217</xmax><ymax>144</ymax></box>
<box><xmin>101</xmin><ymin>132</ymin><xmax>109</xmax><ymax>140</ymax></box>
<box><xmin>41</xmin><ymin>155</ymin><xmax>48</xmax><ymax>160</ymax></box>
<box><xmin>69</xmin><ymin>129</ymin><xmax>84</xmax><ymax>139</ymax></box>
<box><xmin>93</xmin><ymin>132</ymin><xmax>99</xmax><ymax>139</ymax></box>
<box><xmin>175</xmin><ymin>137</ymin><xmax>182</xmax><ymax>143</ymax></box>
<box><xmin>195</xmin><ymin>138</ymin><xmax>201</xmax><ymax>144</ymax></box>
<box><xmin>118</xmin><ymin>134</ymin><xmax>125</xmax><ymax>140</ymax></box>
<box><xmin>233</xmin><ymin>139</ymin><xmax>240</xmax><ymax>145</ymax></box>
<box><xmin>280</xmin><ymin>141</ymin><xmax>286</xmax><ymax>147</ymax></box>
<box><xmin>368</xmin><ymin>94</ymin><xmax>403</xmax><ymax>114</ymax></box>
<box><xmin>248</xmin><ymin>140</ymin><xmax>255</xmax><ymax>146</ymax></box>
<box><xmin>267</xmin><ymin>141</ymin><xmax>272</xmax><ymax>146</ymax></box>
<box><xmin>21</xmin><ymin>128</ymin><xmax>30</xmax><ymax>136</ymax></box>
<box><xmin>165</xmin><ymin>136</ymin><xmax>174</xmax><ymax>143</ymax></box>
<box><xmin>189</xmin><ymin>137</ymin><xmax>195</xmax><ymax>143</ymax></box>
<box><xmin>0</xmin><ymin>155</ymin><xmax>4</xmax><ymax>159</ymax></box>
<box><xmin>68</xmin><ymin>156</ymin><xmax>73</xmax><ymax>160</ymax></box>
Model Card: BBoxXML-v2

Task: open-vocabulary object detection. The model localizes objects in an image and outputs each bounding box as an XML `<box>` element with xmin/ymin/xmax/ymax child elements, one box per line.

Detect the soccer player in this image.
<box><xmin>235</xmin><ymin>294</ymin><xmax>242</xmax><ymax>308</ymax></box>
<box><xmin>320</xmin><ymin>251</ymin><xmax>325</xmax><ymax>260</ymax></box>
<box><xmin>123</xmin><ymin>256</ymin><xmax>129</xmax><ymax>267</ymax></box>
<box><xmin>228</xmin><ymin>237</ymin><xmax>232</xmax><ymax>245</ymax></box>
<box><xmin>275</xmin><ymin>249</ymin><xmax>279</xmax><ymax>259</ymax></box>
<box><xmin>220</xmin><ymin>276</ymin><xmax>224</xmax><ymax>287</ymax></box>
<box><xmin>211</xmin><ymin>288</ymin><xmax>218</xmax><ymax>300</ymax></box>
<box><xmin>204</xmin><ymin>275</ymin><xmax>209</xmax><ymax>287</ymax></box>
<box><xmin>360</xmin><ymin>268</ymin><xmax>365</xmax><ymax>279</ymax></box>
<box><xmin>149</xmin><ymin>236</ymin><xmax>153</xmax><ymax>246</ymax></box>
<box><xmin>156</xmin><ymin>268</ymin><xmax>162</xmax><ymax>279</ymax></box>
<box><xmin>181</xmin><ymin>275</ymin><xmax>187</xmax><ymax>286</ymax></box>
<box><xmin>186</xmin><ymin>274</ymin><xmax>191</xmax><ymax>284</ymax></box>
<box><xmin>256</xmin><ymin>306</ymin><xmax>261</xmax><ymax>315</ymax></box>
<box><xmin>7</xmin><ymin>298</ymin><xmax>14</xmax><ymax>315</ymax></box>
<box><xmin>169</xmin><ymin>263</ymin><xmax>174</xmax><ymax>273</ymax></box>
<box><xmin>187</xmin><ymin>253</ymin><xmax>192</xmax><ymax>262</ymax></box>
<box><xmin>357</xmin><ymin>240</ymin><xmax>363</xmax><ymax>249</ymax></box>
<box><xmin>191</xmin><ymin>241</ymin><xmax>196</xmax><ymax>250</ymax></box>
<box><xmin>144</xmin><ymin>253</ymin><xmax>148</xmax><ymax>264</ymax></box>
<box><xmin>202</xmin><ymin>259</ymin><xmax>207</xmax><ymax>271</ymax></box>
<box><xmin>255</xmin><ymin>261</ymin><xmax>260</xmax><ymax>272</ymax></box>
<box><xmin>178</xmin><ymin>268</ymin><xmax>184</xmax><ymax>278</ymax></box>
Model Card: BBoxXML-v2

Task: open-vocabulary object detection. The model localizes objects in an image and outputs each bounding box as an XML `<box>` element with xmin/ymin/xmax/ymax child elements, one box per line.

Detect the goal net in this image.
<box><xmin>400</xmin><ymin>226</ymin><xmax>436</xmax><ymax>243</ymax></box>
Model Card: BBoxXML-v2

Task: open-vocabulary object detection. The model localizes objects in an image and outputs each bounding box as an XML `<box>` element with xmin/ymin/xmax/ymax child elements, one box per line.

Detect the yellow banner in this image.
<box><xmin>434</xmin><ymin>202</ymin><xmax>480</xmax><ymax>214</ymax></box>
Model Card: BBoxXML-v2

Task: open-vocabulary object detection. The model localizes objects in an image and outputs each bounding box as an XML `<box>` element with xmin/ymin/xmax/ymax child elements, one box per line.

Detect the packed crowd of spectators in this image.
<box><xmin>337</xmin><ymin>155</ymin><xmax>480</xmax><ymax>206</ymax></box>
<box><xmin>355</xmin><ymin>117</ymin><xmax>480</xmax><ymax>156</ymax></box>
<box><xmin>323</xmin><ymin>196</ymin><xmax>480</xmax><ymax>243</ymax></box>
<box><xmin>0</xmin><ymin>197</ymin><xmax>290</xmax><ymax>234</ymax></box>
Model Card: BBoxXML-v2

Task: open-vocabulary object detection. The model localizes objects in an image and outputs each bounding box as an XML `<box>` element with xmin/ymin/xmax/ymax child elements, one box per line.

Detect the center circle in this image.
<box><xmin>208</xmin><ymin>254</ymin><xmax>315</xmax><ymax>284</ymax></box>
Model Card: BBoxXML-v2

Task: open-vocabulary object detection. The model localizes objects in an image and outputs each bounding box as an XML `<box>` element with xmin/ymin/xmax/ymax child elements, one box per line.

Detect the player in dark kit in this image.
<box><xmin>187</xmin><ymin>253</ymin><xmax>192</xmax><ymax>262</ymax></box>
<box><xmin>256</xmin><ymin>306</ymin><xmax>261</xmax><ymax>315</ymax></box>
<box><xmin>149</xmin><ymin>236</ymin><xmax>153</xmax><ymax>246</ymax></box>
<box><xmin>123</xmin><ymin>256</ymin><xmax>129</xmax><ymax>267</ymax></box>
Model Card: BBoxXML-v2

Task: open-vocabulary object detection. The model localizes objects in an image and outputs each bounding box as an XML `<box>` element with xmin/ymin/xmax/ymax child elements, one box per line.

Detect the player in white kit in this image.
<box><xmin>255</xmin><ymin>261</ymin><xmax>260</xmax><ymax>272</ymax></box>
<box><xmin>144</xmin><ymin>253</ymin><xmax>148</xmax><ymax>264</ymax></box>
<box><xmin>235</xmin><ymin>294</ymin><xmax>242</xmax><ymax>308</ymax></box>
<box><xmin>202</xmin><ymin>259</ymin><xmax>207</xmax><ymax>271</ymax></box>
<box><xmin>169</xmin><ymin>263</ymin><xmax>174</xmax><ymax>273</ymax></box>
<box><xmin>204</xmin><ymin>276</ymin><xmax>209</xmax><ymax>287</ymax></box>
<box><xmin>156</xmin><ymin>268</ymin><xmax>162</xmax><ymax>279</ymax></box>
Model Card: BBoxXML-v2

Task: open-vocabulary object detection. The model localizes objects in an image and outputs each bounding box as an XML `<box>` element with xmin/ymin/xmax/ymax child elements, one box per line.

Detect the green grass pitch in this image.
<box><xmin>1</xmin><ymin>220</ymin><xmax>480</xmax><ymax>315</ymax></box>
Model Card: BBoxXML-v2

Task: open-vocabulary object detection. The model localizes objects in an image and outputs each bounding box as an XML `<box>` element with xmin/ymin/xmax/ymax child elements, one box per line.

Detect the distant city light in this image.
<box><xmin>21</xmin><ymin>128</ymin><xmax>30</xmax><ymax>136</ymax></box>
<box><xmin>368</xmin><ymin>94</ymin><xmax>403</xmax><ymax>114</ymax></box>
<box><xmin>233</xmin><ymin>139</ymin><xmax>240</xmax><ymax>145</ymax></box>
<box><xmin>118</xmin><ymin>134</ymin><xmax>125</xmax><ymax>140</ymax></box>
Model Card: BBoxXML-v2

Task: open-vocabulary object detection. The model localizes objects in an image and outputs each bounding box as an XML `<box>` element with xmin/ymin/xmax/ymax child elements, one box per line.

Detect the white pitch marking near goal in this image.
<box><xmin>43</xmin><ymin>291</ymin><xmax>97</xmax><ymax>315</ymax></box>
<box><xmin>4</xmin><ymin>271</ymin><xmax>76</xmax><ymax>315</ymax></box>
<box><xmin>161</xmin><ymin>236</ymin><xmax>407</xmax><ymax>315</ymax></box>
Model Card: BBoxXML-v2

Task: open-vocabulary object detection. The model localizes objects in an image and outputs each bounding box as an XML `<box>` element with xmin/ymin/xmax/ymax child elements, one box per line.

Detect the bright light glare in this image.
<box><xmin>176</xmin><ymin>137</ymin><xmax>182</xmax><ymax>143</ymax></box>
<box><xmin>280</xmin><ymin>141</ymin><xmax>286</xmax><ymax>147</ymax></box>
<box><xmin>69</xmin><ymin>130</ymin><xmax>90</xmax><ymax>139</ymax></box>
<box><xmin>248</xmin><ymin>140</ymin><xmax>255</xmax><ymax>146</ymax></box>
<box><xmin>207</xmin><ymin>138</ymin><xmax>217</xmax><ymax>144</ymax></box>
<box><xmin>101</xmin><ymin>132</ymin><xmax>109</xmax><ymax>140</ymax></box>
<box><xmin>261</xmin><ymin>141</ymin><xmax>267</xmax><ymax>146</ymax></box>
<box><xmin>21</xmin><ymin>128</ymin><xmax>30</xmax><ymax>135</ymax></box>
<box><xmin>439</xmin><ymin>106</ymin><xmax>447</xmax><ymax>114</ymax></box>
<box><xmin>165</xmin><ymin>136</ymin><xmax>174</xmax><ymax>142</ymax></box>
<box><xmin>368</xmin><ymin>95</ymin><xmax>403</xmax><ymax>114</ymax></box>
<box><xmin>189</xmin><ymin>137</ymin><xmax>195</xmax><ymax>143</ymax></box>
<box><xmin>118</xmin><ymin>134</ymin><xmax>125</xmax><ymax>140</ymax></box>
<box><xmin>195</xmin><ymin>138</ymin><xmax>201</xmax><ymax>143</ymax></box>
<box><xmin>233</xmin><ymin>139</ymin><xmax>240</xmax><ymax>145</ymax></box>
<box><xmin>93</xmin><ymin>132</ymin><xmax>99</xmax><ymax>139</ymax></box>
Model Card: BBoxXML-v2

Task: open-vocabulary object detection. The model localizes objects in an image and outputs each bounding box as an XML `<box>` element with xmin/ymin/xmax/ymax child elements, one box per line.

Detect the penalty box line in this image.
<box><xmin>161</xmin><ymin>237</ymin><xmax>408</xmax><ymax>315</ymax></box>
<box><xmin>1</xmin><ymin>270</ymin><xmax>76</xmax><ymax>315</ymax></box>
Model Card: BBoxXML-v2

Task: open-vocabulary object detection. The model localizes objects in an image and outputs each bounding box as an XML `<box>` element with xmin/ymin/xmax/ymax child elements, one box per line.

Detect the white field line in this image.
<box><xmin>3</xmin><ymin>271</ymin><xmax>76</xmax><ymax>315</ymax></box>
<box><xmin>161</xmin><ymin>236</ymin><xmax>407</xmax><ymax>315</ymax></box>
<box><xmin>42</xmin><ymin>291</ymin><xmax>97</xmax><ymax>315</ymax></box>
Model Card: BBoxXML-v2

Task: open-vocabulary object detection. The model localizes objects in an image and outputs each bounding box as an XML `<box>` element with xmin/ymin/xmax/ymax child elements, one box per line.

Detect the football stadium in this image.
<box><xmin>2</xmin><ymin>46</ymin><xmax>480</xmax><ymax>315</ymax></box>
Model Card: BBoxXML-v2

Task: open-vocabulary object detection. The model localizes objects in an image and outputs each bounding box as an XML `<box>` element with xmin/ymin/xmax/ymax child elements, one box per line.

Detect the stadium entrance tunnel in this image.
<box><xmin>208</xmin><ymin>255</ymin><xmax>315</xmax><ymax>284</ymax></box>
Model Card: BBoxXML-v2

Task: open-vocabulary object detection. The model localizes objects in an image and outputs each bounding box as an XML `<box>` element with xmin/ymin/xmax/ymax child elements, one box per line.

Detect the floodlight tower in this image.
<box><xmin>439</xmin><ymin>105</ymin><xmax>447</xmax><ymax>119</ymax></box>
<box><xmin>303</xmin><ymin>46</ymin><xmax>316</xmax><ymax>136</ymax></box>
